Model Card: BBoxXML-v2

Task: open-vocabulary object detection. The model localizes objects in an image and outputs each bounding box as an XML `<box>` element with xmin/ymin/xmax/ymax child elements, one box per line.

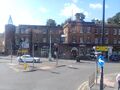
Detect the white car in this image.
<box><xmin>17</xmin><ymin>55</ymin><xmax>40</xmax><ymax>63</ymax></box>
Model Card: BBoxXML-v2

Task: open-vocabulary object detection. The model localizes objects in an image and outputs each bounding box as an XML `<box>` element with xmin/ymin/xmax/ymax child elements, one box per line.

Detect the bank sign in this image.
<box><xmin>96</xmin><ymin>46</ymin><xmax>108</xmax><ymax>51</ymax></box>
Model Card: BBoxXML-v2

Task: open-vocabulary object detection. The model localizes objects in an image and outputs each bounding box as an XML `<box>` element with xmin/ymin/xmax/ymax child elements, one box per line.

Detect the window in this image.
<box><xmin>86</xmin><ymin>37</ymin><xmax>91</xmax><ymax>44</ymax></box>
<box><xmin>80</xmin><ymin>27</ymin><xmax>83</xmax><ymax>33</ymax></box>
<box><xmin>16</xmin><ymin>28</ymin><xmax>20</xmax><ymax>34</ymax></box>
<box><xmin>118</xmin><ymin>39</ymin><xmax>120</xmax><ymax>44</ymax></box>
<box><xmin>113</xmin><ymin>29</ymin><xmax>117</xmax><ymax>35</ymax></box>
<box><xmin>95</xmin><ymin>29</ymin><xmax>98</xmax><ymax>34</ymax></box>
<box><xmin>21</xmin><ymin>28</ymin><xmax>25</xmax><ymax>34</ymax></box>
<box><xmin>113</xmin><ymin>38</ymin><xmax>117</xmax><ymax>44</ymax></box>
<box><xmin>87</xmin><ymin>27</ymin><xmax>91</xmax><ymax>33</ymax></box>
<box><xmin>118</xmin><ymin>29</ymin><xmax>120</xmax><ymax>35</ymax></box>
<box><xmin>43</xmin><ymin>30</ymin><xmax>47</xmax><ymax>34</ymax></box>
<box><xmin>25</xmin><ymin>38</ymin><xmax>29</xmax><ymax>43</ymax></box>
<box><xmin>71</xmin><ymin>28</ymin><xmax>76</xmax><ymax>33</ymax></box>
<box><xmin>72</xmin><ymin>36</ymin><xmax>77</xmax><ymax>43</ymax></box>
<box><xmin>105</xmin><ymin>29</ymin><xmax>109</xmax><ymax>35</ymax></box>
<box><xmin>95</xmin><ymin>38</ymin><xmax>99</xmax><ymax>44</ymax></box>
<box><xmin>98</xmin><ymin>38</ymin><xmax>102</xmax><ymax>44</ymax></box>
<box><xmin>43</xmin><ymin>38</ymin><xmax>47</xmax><ymax>43</ymax></box>
<box><xmin>80</xmin><ymin>37</ymin><xmax>83</xmax><ymax>43</ymax></box>
<box><xmin>104</xmin><ymin>37</ymin><xmax>108</xmax><ymax>44</ymax></box>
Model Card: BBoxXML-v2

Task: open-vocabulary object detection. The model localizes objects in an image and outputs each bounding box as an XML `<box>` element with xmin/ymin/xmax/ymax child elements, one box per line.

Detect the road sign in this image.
<box><xmin>96</xmin><ymin>46</ymin><xmax>108</xmax><ymax>51</ymax></box>
<box><xmin>98</xmin><ymin>59</ymin><xmax>105</xmax><ymax>67</ymax></box>
<box><xmin>98</xmin><ymin>55</ymin><xmax>105</xmax><ymax>67</ymax></box>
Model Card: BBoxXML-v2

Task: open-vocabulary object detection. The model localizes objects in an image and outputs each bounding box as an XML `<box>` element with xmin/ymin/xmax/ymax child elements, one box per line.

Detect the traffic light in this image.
<box><xmin>90</xmin><ymin>49</ymin><xmax>96</xmax><ymax>59</ymax></box>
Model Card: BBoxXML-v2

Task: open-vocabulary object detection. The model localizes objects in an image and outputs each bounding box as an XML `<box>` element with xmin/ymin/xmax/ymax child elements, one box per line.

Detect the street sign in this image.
<box><xmin>98</xmin><ymin>55</ymin><xmax>105</xmax><ymax>67</ymax></box>
<box><xmin>18</xmin><ymin>49</ymin><xmax>28</xmax><ymax>53</ymax></box>
<box><xmin>96</xmin><ymin>46</ymin><xmax>108</xmax><ymax>51</ymax></box>
<box><xmin>98</xmin><ymin>59</ymin><xmax>105</xmax><ymax>67</ymax></box>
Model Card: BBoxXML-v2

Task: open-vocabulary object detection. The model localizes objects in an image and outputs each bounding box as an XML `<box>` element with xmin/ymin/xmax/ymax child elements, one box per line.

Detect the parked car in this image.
<box><xmin>109</xmin><ymin>55</ymin><xmax>120</xmax><ymax>62</ymax></box>
<box><xmin>17</xmin><ymin>55</ymin><xmax>40</xmax><ymax>63</ymax></box>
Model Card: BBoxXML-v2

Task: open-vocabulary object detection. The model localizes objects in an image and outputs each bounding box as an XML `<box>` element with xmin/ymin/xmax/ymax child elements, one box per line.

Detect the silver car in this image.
<box><xmin>17</xmin><ymin>55</ymin><xmax>40</xmax><ymax>63</ymax></box>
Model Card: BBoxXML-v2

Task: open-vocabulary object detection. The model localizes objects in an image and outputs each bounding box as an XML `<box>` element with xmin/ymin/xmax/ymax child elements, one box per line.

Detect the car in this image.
<box><xmin>109</xmin><ymin>55</ymin><xmax>120</xmax><ymax>62</ymax></box>
<box><xmin>17</xmin><ymin>55</ymin><xmax>40</xmax><ymax>63</ymax></box>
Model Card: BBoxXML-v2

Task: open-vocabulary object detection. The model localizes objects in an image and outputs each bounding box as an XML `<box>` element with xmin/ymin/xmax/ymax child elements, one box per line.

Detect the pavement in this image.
<box><xmin>78</xmin><ymin>73</ymin><xmax>119</xmax><ymax>90</ymax></box>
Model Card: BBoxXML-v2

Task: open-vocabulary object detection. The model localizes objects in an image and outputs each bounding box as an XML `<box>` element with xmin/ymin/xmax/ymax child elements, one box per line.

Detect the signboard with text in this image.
<box><xmin>96</xmin><ymin>46</ymin><xmax>108</xmax><ymax>51</ymax></box>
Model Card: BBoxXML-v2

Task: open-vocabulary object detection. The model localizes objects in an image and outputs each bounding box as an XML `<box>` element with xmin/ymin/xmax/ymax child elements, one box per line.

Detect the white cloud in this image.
<box><xmin>89</xmin><ymin>3</ymin><xmax>102</xmax><ymax>9</ymax></box>
<box><xmin>39</xmin><ymin>7</ymin><xmax>48</xmax><ymax>13</ymax></box>
<box><xmin>60</xmin><ymin>3</ymin><xmax>89</xmax><ymax>18</ymax></box>
<box><xmin>89</xmin><ymin>3</ymin><xmax>109</xmax><ymax>9</ymax></box>
<box><xmin>72</xmin><ymin>0</ymin><xmax>78</xmax><ymax>3</ymax></box>
<box><xmin>0</xmin><ymin>0</ymin><xmax>45</xmax><ymax>33</ymax></box>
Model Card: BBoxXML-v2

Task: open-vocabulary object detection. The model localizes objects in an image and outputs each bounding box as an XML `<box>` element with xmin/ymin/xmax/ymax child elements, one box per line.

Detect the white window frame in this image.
<box><xmin>80</xmin><ymin>37</ymin><xmax>83</xmax><ymax>43</ymax></box>
<box><xmin>87</xmin><ymin>27</ymin><xmax>91</xmax><ymax>33</ymax></box>
<box><xmin>80</xmin><ymin>27</ymin><xmax>83</xmax><ymax>33</ymax></box>
<box><xmin>113</xmin><ymin>29</ymin><xmax>117</xmax><ymax>35</ymax></box>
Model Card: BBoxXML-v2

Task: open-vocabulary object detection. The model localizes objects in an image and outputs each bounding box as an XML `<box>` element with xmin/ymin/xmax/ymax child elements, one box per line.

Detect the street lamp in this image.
<box><xmin>100</xmin><ymin>0</ymin><xmax>105</xmax><ymax>90</ymax></box>
<box><xmin>48</xmin><ymin>30</ymin><xmax>52</xmax><ymax>61</ymax></box>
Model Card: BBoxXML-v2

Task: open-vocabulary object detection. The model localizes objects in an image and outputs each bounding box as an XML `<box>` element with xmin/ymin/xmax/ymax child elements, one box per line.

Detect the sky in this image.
<box><xmin>0</xmin><ymin>0</ymin><xmax>120</xmax><ymax>33</ymax></box>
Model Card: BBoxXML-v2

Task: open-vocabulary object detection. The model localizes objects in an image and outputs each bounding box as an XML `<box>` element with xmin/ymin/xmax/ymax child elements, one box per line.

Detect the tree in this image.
<box><xmin>107</xmin><ymin>12</ymin><xmax>120</xmax><ymax>25</ymax></box>
<box><xmin>91</xmin><ymin>19</ymin><xmax>102</xmax><ymax>24</ymax></box>
<box><xmin>75</xmin><ymin>13</ymin><xmax>85</xmax><ymax>21</ymax></box>
<box><xmin>61</xmin><ymin>18</ymin><xmax>72</xmax><ymax>27</ymax></box>
<box><xmin>46</xmin><ymin>19</ymin><xmax>56</xmax><ymax>26</ymax></box>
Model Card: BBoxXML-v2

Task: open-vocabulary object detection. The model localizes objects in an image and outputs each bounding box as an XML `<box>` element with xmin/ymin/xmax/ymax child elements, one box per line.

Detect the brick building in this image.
<box><xmin>4</xmin><ymin>14</ymin><xmax>120</xmax><ymax>59</ymax></box>
<box><xmin>10</xmin><ymin>25</ymin><xmax>62</xmax><ymax>57</ymax></box>
<box><xmin>62</xmin><ymin>19</ymin><xmax>120</xmax><ymax>59</ymax></box>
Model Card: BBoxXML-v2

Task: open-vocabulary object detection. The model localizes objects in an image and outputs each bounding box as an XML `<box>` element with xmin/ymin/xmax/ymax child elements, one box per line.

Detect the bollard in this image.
<box><xmin>24</xmin><ymin>63</ymin><xmax>28</xmax><ymax>70</ymax></box>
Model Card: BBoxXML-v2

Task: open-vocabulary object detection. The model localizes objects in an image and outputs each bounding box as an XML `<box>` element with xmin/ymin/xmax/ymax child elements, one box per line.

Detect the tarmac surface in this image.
<box><xmin>0</xmin><ymin>55</ymin><xmax>120</xmax><ymax>90</ymax></box>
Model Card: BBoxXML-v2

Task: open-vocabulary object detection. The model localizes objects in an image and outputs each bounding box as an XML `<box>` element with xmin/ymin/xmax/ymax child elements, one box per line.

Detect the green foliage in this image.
<box><xmin>46</xmin><ymin>19</ymin><xmax>56</xmax><ymax>26</ymax></box>
<box><xmin>91</xmin><ymin>19</ymin><xmax>102</xmax><ymax>24</ymax></box>
<box><xmin>107</xmin><ymin>12</ymin><xmax>120</xmax><ymax>25</ymax></box>
<box><xmin>61</xmin><ymin>18</ymin><xmax>72</xmax><ymax>27</ymax></box>
<box><xmin>75</xmin><ymin>13</ymin><xmax>85</xmax><ymax>21</ymax></box>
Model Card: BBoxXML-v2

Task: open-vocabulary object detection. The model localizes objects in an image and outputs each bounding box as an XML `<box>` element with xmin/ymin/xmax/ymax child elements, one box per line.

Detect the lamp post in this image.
<box><xmin>102</xmin><ymin>0</ymin><xmax>105</xmax><ymax>45</ymax></box>
<box><xmin>100</xmin><ymin>0</ymin><xmax>105</xmax><ymax>90</ymax></box>
<box><xmin>48</xmin><ymin>30</ymin><xmax>52</xmax><ymax>61</ymax></box>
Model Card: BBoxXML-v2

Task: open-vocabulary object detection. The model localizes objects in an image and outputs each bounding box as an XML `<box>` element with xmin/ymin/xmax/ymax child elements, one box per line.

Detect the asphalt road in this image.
<box><xmin>0</xmin><ymin>56</ymin><xmax>119</xmax><ymax>90</ymax></box>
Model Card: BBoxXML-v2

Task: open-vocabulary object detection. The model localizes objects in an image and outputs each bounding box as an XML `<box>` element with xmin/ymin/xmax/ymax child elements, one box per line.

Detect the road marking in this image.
<box><xmin>9</xmin><ymin>66</ymin><xmax>20</xmax><ymax>72</ymax></box>
<box><xmin>39</xmin><ymin>66</ymin><xmax>54</xmax><ymax>70</ymax></box>
<box><xmin>77</xmin><ymin>81</ymin><xmax>88</xmax><ymax>90</ymax></box>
